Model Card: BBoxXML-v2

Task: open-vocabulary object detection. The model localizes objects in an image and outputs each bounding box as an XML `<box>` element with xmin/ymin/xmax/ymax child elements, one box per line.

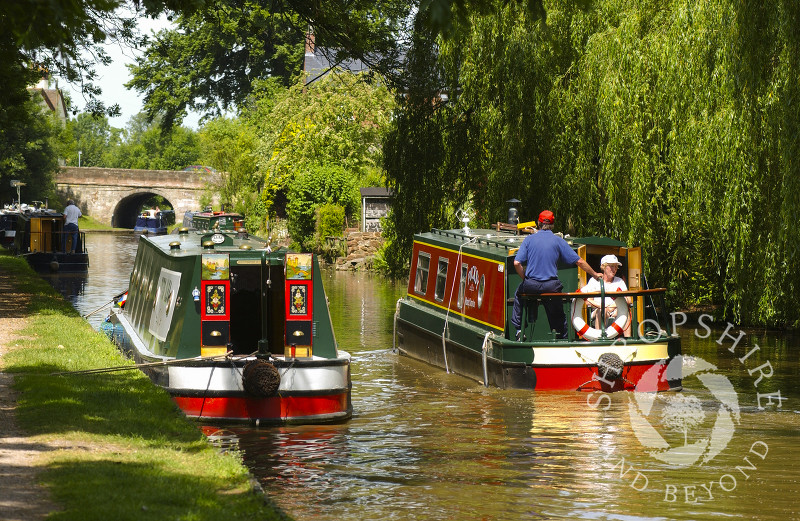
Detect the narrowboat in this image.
<box><xmin>393</xmin><ymin>224</ymin><xmax>681</xmax><ymax>392</ymax></box>
<box><xmin>11</xmin><ymin>203</ymin><xmax>89</xmax><ymax>272</ymax></box>
<box><xmin>103</xmin><ymin>227</ymin><xmax>352</xmax><ymax>424</ymax></box>
<box><xmin>181</xmin><ymin>209</ymin><xmax>245</xmax><ymax>233</ymax></box>
<box><xmin>133</xmin><ymin>208</ymin><xmax>175</xmax><ymax>235</ymax></box>
<box><xmin>0</xmin><ymin>205</ymin><xmax>20</xmax><ymax>248</ymax></box>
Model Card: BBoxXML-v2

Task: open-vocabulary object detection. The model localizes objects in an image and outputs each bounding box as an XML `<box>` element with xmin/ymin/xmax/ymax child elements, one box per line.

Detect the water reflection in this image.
<box><xmin>41</xmin><ymin>233</ymin><xmax>139</xmax><ymax>328</ymax></box>
<box><xmin>47</xmin><ymin>233</ymin><xmax>800</xmax><ymax>521</ymax></box>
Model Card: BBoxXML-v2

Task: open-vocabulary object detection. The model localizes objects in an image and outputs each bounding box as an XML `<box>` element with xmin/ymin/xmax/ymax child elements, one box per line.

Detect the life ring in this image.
<box><xmin>570</xmin><ymin>295</ymin><xmax>629</xmax><ymax>341</ymax></box>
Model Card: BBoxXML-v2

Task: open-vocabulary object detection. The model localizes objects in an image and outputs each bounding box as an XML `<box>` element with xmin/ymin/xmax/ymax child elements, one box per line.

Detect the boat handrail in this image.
<box><xmin>507</xmin><ymin>287</ymin><xmax>666</xmax><ymax>304</ymax></box>
<box><xmin>429</xmin><ymin>228</ymin><xmax>524</xmax><ymax>250</ymax></box>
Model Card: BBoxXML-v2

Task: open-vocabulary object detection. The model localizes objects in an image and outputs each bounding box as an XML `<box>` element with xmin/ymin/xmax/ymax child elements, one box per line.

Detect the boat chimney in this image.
<box><xmin>506</xmin><ymin>198</ymin><xmax>520</xmax><ymax>227</ymax></box>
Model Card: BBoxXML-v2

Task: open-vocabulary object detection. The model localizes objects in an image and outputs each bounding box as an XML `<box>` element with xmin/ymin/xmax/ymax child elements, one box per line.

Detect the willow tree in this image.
<box><xmin>384</xmin><ymin>0</ymin><xmax>800</xmax><ymax>326</ymax></box>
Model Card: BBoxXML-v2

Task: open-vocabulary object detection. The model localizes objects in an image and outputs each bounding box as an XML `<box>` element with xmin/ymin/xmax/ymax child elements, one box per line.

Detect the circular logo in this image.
<box><xmin>211</xmin><ymin>233</ymin><xmax>225</xmax><ymax>244</ymax></box>
<box><xmin>628</xmin><ymin>355</ymin><xmax>741</xmax><ymax>467</ymax></box>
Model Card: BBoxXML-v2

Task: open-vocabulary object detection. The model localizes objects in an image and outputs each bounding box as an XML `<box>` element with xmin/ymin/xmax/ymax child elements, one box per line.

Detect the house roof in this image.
<box><xmin>304</xmin><ymin>46</ymin><xmax>370</xmax><ymax>84</ymax></box>
<box><xmin>360</xmin><ymin>187</ymin><xmax>393</xmax><ymax>198</ymax></box>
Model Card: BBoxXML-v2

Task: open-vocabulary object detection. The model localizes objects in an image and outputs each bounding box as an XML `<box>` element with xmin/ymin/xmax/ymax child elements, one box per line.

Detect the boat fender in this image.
<box><xmin>570</xmin><ymin>296</ymin><xmax>629</xmax><ymax>341</ymax></box>
<box><xmin>242</xmin><ymin>359</ymin><xmax>281</xmax><ymax>397</ymax></box>
<box><xmin>597</xmin><ymin>352</ymin><xmax>624</xmax><ymax>380</ymax></box>
<box><xmin>49</xmin><ymin>258</ymin><xmax>60</xmax><ymax>272</ymax></box>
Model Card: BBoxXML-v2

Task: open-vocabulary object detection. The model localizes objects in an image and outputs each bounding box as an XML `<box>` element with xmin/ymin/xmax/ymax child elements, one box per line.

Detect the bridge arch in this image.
<box><xmin>113</xmin><ymin>191</ymin><xmax>176</xmax><ymax>228</ymax></box>
<box><xmin>56</xmin><ymin>167</ymin><xmax>219</xmax><ymax>227</ymax></box>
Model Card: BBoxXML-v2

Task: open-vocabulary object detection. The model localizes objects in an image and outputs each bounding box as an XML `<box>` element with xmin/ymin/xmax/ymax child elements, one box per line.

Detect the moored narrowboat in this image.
<box><xmin>393</xmin><ymin>224</ymin><xmax>681</xmax><ymax>392</ymax></box>
<box><xmin>11</xmin><ymin>203</ymin><xmax>89</xmax><ymax>272</ymax></box>
<box><xmin>0</xmin><ymin>205</ymin><xmax>20</xmax><ymax>248</ymax></box>
<box><xmin>103</xmin><ymin>227</ymin><xmax>352</xmax><ymax>424</ymax></box>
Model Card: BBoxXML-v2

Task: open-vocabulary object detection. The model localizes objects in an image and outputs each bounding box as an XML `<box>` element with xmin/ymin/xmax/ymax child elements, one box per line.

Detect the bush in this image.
<box><xmin>286</xmin><ymin>163</ymin><xmax>359</xmax><ymax>250</ymax></box>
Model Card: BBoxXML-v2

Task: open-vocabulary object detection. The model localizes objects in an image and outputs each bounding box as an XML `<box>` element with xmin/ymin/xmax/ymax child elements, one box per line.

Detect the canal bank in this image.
<box><xmin>0</xmin><ymin>251</ymin><xmax>290</xmax><ymax>521</ymax></box>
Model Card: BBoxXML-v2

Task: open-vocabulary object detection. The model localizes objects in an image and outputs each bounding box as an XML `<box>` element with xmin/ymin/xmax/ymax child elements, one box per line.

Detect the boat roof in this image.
<box><xmin>142</xmin><ymin>229</ymin><xmax>284</xmax><ymax>263</ymax></box>
<box><xmin>413</xmin><ymin>228</ymin><xmax>627</xmax><ymax>261</ymax></box>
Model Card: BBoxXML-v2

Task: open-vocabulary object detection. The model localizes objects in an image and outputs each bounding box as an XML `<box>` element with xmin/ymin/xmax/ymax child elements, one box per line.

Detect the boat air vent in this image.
<box><xmin>239</xmin><ymin>244</ymin><xmax>252</xmax><ymax>250</ymax></box>
<box><xmin>169</xmin><ymin>241</ymin><xmax>181</xmax><ymax>250</ymax></box>
<box><xmin>178</xmin><ymin>227</ymin><xmax>189</xmax><ymax>235</ymax></box>
<box><xmin>202</xmin><ymin>240</ymin><xmax>215</xmax><ymax>250</ymax></box>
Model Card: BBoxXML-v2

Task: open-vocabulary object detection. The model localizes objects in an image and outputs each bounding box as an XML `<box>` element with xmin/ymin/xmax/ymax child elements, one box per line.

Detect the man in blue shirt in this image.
<box><xmin>62</xmin><ymin>200</ymin><xmax>82</xmax><ymax>253</ymax></box>
<box><xmin>512</xmin><ymin>210</ymin><xmax>599</xmax><ymax>339</ymax></box>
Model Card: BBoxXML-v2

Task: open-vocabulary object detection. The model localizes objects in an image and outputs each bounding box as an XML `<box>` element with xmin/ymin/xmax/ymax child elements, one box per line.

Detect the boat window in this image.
<box><xmin>414</xmin><ymin>252</ymin><xmax>431</xmax><ymax>295</ymax></box>
<box><xmin>457</xmin><ymin>263</ymin><xmax>467</xmax><ymax>309</ymax></box>
<box><xmin>434</xmin><ymin>258</ymin><xmax>449</xmax><ymax>302</ymax></box>
<box><xmin>477</xmin><ymin>275</ymin><xmax>486</xmax><ymax>308</ymax></box>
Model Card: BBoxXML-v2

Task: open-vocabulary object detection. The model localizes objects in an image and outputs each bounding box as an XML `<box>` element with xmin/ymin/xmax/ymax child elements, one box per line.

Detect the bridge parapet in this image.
<box><xmin>56</xmin><ymin>166</ymin><xmax>220</xmax><ymax>227</ymax></box>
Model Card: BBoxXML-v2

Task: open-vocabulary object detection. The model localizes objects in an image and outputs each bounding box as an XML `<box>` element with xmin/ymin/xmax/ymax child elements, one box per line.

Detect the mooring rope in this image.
<box><xmin>81</xmin><ymin>288</ymin><xmax>127</xmax><ymax>319</ymax></box>
<box><xmin>51</xmin><ymin>351</ymin><xmax>258</xmax><ymax>376</ymax></box>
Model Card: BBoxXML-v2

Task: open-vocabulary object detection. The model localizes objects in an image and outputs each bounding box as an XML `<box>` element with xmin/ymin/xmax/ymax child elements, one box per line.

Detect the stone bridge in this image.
<box><xmin>56</xmin><ymin>167</ymin><xmax>220</xmax><ymax>228</ymax></box>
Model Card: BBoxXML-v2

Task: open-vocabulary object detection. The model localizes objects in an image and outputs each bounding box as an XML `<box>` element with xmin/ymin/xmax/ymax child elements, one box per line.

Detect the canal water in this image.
<box><xmin>47</xmin><ymin>233</ymin><xmax>800</xmax><ymax>521</ymax></box>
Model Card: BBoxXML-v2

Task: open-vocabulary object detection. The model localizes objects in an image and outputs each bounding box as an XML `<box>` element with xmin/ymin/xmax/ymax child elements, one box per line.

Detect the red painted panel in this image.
<box><xmin>409</xmin><ymin>241</ymin><xmax>507</xmax><ymax>329</ymax></box>
<box><xmin>530</xmin><ymin>363</ymin><xmax>671</xmax><ymax>392</ymax></box>
<box><xmin>201</xmin><ymin>281</ymin><xmax>230</xmax><ymax>320</ymax></box>
<box><xmin>174</xmin><ymin>393</ymin><xmax>350</xmax><ymax>421</ymax></box>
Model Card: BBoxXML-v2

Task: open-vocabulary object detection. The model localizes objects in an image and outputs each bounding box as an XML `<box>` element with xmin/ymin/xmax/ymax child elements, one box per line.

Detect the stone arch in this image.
<box><xmin>112</xmin><ymin>191</ymin><xmax>176</xmax><ymax>228</ymax></box>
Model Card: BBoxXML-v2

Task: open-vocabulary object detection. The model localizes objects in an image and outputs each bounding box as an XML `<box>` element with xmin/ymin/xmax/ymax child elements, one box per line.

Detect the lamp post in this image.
<box><xmin>78</xmin><ymin>150</ymin><xmax>82</xmax><ymax>167</ymax></box>
<box><xmin>10</xmin><ymin>180</ymin><xmax>26</xmax><ymax>206</ymax></box>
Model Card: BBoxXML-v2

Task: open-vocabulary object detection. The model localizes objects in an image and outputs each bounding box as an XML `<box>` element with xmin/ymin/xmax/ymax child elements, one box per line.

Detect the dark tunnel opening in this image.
<box><xmin>113</xmin><ymin>193</ymin><xmax>174</xmax><ymax>229</ymax></box>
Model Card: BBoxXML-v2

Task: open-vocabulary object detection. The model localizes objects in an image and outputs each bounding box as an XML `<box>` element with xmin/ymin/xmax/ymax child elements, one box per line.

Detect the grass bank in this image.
<box><xmin>78</xmin><ymin>215</ymin><xmax>128</xmax><ymax>232</ymax></box>
<box><xmin>0</xmin><ymin>251</ymin><xmax>290</xmax><ymax>521</ymax></box>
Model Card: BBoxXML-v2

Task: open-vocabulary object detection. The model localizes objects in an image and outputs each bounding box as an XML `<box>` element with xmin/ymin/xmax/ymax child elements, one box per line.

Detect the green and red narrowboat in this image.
<box><xmin>393</xmin><ymin>225</ymin><xmax>682</xmax><ymax>392</ymax></box>
<box><xmin>104</xmin><ymin>227</ymin><xmax>351</xmax><ymax>424</ymax></box>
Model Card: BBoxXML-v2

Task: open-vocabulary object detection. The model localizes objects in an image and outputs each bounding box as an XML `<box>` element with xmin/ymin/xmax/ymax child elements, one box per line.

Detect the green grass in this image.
<box><xmin>0</xmin><ymin>251</ymin><xmax>290</xmax><ymax>521</ymax></box>
<box><xmin>78</xmin><ymin>215</ymin><xmax>127</xmax><ymax>231</ymax></box>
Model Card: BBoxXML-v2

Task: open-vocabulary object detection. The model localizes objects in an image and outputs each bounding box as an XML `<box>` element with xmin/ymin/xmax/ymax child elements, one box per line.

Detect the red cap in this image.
<box><xmin>538</xmin><ymin>210</ymin><xmax>554</xmax><ymax>224</ymax></box>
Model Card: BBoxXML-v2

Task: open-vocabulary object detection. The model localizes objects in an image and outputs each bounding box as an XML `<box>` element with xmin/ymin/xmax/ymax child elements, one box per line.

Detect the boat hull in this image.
<box><xmin>396</xmin><ymin>309</ymin><xmax>681</xmax><ymax>392</ymax></box>
<box><xmin>104</xmin><ymin>312</ymin><xmax>352</xmax><ymax>424</ymax></box>
<box><xmin>25</xmin><ymin>251</ymin><xmax>89</xmax><ymax>272</ymax></box>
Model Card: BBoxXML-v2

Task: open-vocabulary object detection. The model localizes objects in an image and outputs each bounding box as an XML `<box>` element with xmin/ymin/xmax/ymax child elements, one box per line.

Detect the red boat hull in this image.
<box><xmin>173</xmin><ymin>391</ymin><xmax>352</xmax><ymax>424</ymax></box>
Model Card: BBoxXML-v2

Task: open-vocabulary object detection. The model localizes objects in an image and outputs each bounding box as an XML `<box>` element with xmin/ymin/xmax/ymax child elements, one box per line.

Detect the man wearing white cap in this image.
<box><xmin>581</xmin><ymin>254</ymin><xmax>632</xmax><ymax>333</ymax></box>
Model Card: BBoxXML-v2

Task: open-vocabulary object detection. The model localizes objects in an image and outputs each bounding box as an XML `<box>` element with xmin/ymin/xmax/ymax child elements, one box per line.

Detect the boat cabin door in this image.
<box><xmin>284</xmin><ymin>253</ymin><xmax>313</xmax><ymax>358</ymax></box>
<box><xmin>627</xmin><ymin>247</ymin><xmax>644</xmax><ymax>326</ymax></box>
<box><xmin>200</xmin><ymin>253</ymin><xmax>231</xmax><ymax>357</ymax></box>
<box><xmin>576</xmin><ymin>244</ymin><xmax>587</xmax><ymax>289</ymax></box>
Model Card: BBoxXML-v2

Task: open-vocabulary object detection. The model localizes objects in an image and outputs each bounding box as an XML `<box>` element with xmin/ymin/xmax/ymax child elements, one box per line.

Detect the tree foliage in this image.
<box><xmin>128</xmin><ymin>0</ymin><xmax>413</xmax><ymax>127</ymax></box>
<box><xmin>105</xmin><ymin>113</ymin><xmax>201</xmax><ymax>170</ymax></box>
<box><xmin>127</xmin><ymin>3</ymin><xmax>306</xmax><ymax>128</ymax></box>
<box><xmin>0</xmin><ymin>59</ymin><xmax>60</xmax><ymax>204</ymax></box>
<box><xmin>247</xmin><ymin>72</ymin><xmax>394</xmax><ymax>243</ymax></box>
<box><xmin>198</xmin><ymin>116</ymin><xmax>259</xmax><ymax>217</ymax></box>
<box><xmin>65</xmin><ymin>113</ymin><xmax>122</xmax><ymax>167</ymax></box>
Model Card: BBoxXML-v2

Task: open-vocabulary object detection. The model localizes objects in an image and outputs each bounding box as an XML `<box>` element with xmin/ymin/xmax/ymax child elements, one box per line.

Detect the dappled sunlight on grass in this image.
<box><xmin>41</xmin><ymin>451</ymin><xmax>282</xmax><ymax>521</ymax></box>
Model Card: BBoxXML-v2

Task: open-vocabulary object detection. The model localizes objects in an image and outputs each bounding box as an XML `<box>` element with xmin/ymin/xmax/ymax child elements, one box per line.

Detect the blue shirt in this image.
<box><xmin>514</xmin><ymin>230</ymin><xmax>580</xmax><ymax>281</ymax></box>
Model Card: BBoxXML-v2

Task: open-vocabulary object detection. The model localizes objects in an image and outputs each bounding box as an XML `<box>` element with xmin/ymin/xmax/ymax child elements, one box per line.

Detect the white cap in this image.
<box><xmin>600</xmin><ymin>254</ymin><xmax>622</xmax><ymax>266</ymax></box>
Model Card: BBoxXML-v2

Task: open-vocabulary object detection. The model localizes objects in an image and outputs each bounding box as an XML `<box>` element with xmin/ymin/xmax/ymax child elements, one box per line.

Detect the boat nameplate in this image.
<box><xmin>211</xmin><ymin>233</ymin><xmax>225</xmax><ymax>244</ymax></box>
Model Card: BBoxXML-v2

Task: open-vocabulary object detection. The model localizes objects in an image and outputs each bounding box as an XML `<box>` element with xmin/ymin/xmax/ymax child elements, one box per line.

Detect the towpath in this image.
<box><xmin>0</xmin><ymin>271</ymin><xmax>59</xmax><ymax>520</ymax></box>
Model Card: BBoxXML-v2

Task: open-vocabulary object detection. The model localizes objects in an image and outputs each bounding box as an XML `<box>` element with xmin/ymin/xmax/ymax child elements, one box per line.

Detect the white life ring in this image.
<box><xmin>570</xmin><ymin>295</ymin><xmax>629</xmax><ymax>341</ymax></box>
